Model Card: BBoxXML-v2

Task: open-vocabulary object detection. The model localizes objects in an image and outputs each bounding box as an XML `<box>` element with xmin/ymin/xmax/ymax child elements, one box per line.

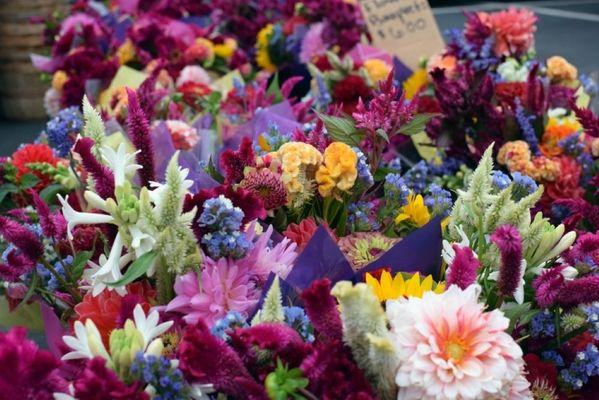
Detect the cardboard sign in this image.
<box><xmin>358</xmin><ymin>0</ymin><xmax>445</xmax><ymax>70</ymax></box>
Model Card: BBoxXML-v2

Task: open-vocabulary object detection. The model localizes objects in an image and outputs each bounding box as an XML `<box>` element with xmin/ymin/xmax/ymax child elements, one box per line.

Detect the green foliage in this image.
<box><xmin>317</xmin><ymin>112</ymin><xmax>364</xmax><ymax>147</ymax></box>
<box><xmin>397</xmin><ymin>113</ymin><xmax>438</xmax><ymax>136</ymax></box>
<box><xmin>108</xmin><ymin>251</ymin><xmax>157</xmax><ymax>287</ymax></box>
<box><xmin>265</xmin><ymin>359</ymin><xmax>309</xmax><ymax>400</ymax></box>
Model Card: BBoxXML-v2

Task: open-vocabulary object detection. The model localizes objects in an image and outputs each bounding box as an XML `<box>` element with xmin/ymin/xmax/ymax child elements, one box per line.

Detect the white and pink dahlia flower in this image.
<box><xmin>386</xmin><ymin>284</ymin><xmax>530</xmax><ymax>400</ymax></box>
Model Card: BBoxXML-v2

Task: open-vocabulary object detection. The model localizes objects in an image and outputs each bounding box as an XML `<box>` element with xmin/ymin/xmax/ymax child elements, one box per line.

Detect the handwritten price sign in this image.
<box><xmin>359</xmin><ymin>0</ymin><xmax>444</xmax><ymax>70</ymax></box>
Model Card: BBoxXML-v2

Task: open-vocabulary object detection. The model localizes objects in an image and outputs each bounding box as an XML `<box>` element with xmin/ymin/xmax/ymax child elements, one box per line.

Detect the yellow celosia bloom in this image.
<box><xmin>52</xmin><ymin>70</ymin><xmax>68</xmax><ymax>91</ymax></box>
<box><xmin>256</xmin><ymin>24</ymin><xmax>277</xmax><ymax>73</ymax></box>
<box><xmin>316</xmin><ymin>142</ymin><xmax>358</xmax><ymax>197</ymax></box>
<box><xmin>395</xmin><ymin>193</ymin><xmax>431</xmax><ymax>227</ymax></box>
<box><xmin>214</xmin><ymin>38</ymin><xmax>237</xmax><ymax>59</ymax></box>
<box><xmin>116</xmin><ymin>39</ymin><xmax>136</xmax><ymax>65</ymax></box>
<box><xmin>402</xmin><ymin>68</ymin><xmax>428</xmax><ymax>100</ymax></box>
<box><xmin>365</xmin><ymin>271</ymin><xmax>445</xmax><ymax>302</ymax></box>
<box><xmin>273</xmin><ymin>142</ymin><xmax>323</xmax><ymax>207</ymax></box>
<box><xmin>363</xmin><ymin>59</ymin><xmax>392</xmax><ymax>84</ymax></box>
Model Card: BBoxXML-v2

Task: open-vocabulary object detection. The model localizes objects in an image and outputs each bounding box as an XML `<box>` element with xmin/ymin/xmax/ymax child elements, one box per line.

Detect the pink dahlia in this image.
<box><xmin>387</xmin><ymin>284</ymin><xmax>529</xmax><ymax>400</ymax></box>
<box><xmin>243</xmin><ymin>224</ymin><xmax>298</xmax><ymax>281</ymax></box>
<box><xmin>166</xmin><ymin>259</ymin><xmax>258</xmax><ymax>327</ymax></box>
<box><xmin>487</xmin><ymin>7</ymin><xmax>537</xmax><ymax>57</ymax></box>
<box><xmin>299</xmin><ymin>22</ymin><xmax>327</xmax><ymax>63</ymax></box>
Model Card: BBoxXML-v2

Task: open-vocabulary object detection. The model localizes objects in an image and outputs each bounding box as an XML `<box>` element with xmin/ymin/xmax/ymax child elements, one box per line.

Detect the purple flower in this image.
<box><xmin>491</xmin><ymin>225</ymin><xmax>523</xmax><ymax>299</ymax></box>
<box><xmin>73</xmin><ymin>137</ymin><xmax>115</xmax><ymax>199</ymax></box>
<box><xmin>126</xmin><ymin>88</ymin><xmax>156</xmax><ymax>187</ymax></box>
<box><xmin>533</xmin><ymin>266</ymin><xmax>565</xmax><ymax>308</ymax></box>
<box><xmin>557</xmin><ymin>275</ymin><xmax>599</xmax><ymax>308</ymax></box>
<box><xmin>300</xmin><ymin>279</ymin><xmax>343</xmax><ymax>342</ymax></box>
<box><xmin>29</xmin><ymin>189</ymin><xmax>67</xmax><ymax>240</ymax></box>
<box><xmin>446</xmin><ymin>245</ymin><xmax>480</xmax><ymax>289</ymax></box>
<box><xmin>0</xmin><ymin>327</ymin><xmax>67</xmax><ymax>400</ymax></box>
<box><xmin>0</xmin><ymin>216</ymin><xmax>43</xmax><ymax>261</ymax></box>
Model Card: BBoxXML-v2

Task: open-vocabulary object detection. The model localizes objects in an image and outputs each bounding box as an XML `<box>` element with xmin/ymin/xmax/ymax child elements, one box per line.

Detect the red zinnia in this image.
<box><xmin>11</xmin><ymin>143</ymin><xmax>59</xmax><ymax>187</ymax></box>
<box><xmin>74</xmin><ymin>282</ymin><xmax>156</xmax><ymax>346</ymax></box>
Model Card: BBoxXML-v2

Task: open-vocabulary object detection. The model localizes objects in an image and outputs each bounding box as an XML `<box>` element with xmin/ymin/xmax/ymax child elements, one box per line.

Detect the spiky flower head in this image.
<box><xmin>240</xmin><ymin>168</ymin><xmax>287</xmax><ymax>210</ymax></box>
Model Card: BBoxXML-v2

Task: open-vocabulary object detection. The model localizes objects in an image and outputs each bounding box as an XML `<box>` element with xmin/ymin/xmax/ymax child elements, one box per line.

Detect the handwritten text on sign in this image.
<box><xmin>358</xmin><ymin>0</ymin><xmax>444</xmax><ymax>70</ymax></box>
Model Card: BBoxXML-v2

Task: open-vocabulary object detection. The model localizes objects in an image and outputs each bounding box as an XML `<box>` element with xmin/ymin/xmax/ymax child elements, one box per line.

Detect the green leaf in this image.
<box><xmin>267</xmin><ymin>73</ymin><xmax>283</xmax><ymax>103</ymax></box>
<box><xmin>19</xmin><ymin>174</ymin><xmax>40</xmax><ymax>189</ymax></box>
<box><xmin>206</xmin><ymin>157</ymin><xmax>224</xmax><ymax>184</ymax></box>
<box><xmin>317</xmin><ymin>112</ymin><xmax>363</xmax><ymax>147</ymax></box>
<box><xmin>0</xmin><ymin>183</ymin><xmax>18</xmax><ymax>203</ymax></box>
<box><xmin>71</xmin><ymin>251</ymin><xmax>92</xmax><ymax>281</ymax></box>
<box><xmin>376</xmin><ymin>128</ymin><xmax>389</xmax><ymax>143</ymax></box>
<box><xmin>18</xmin><ymin>271</ymin><xmax>39</xmax><ymax>309</ymax></box>
<box><xmin>39</xmin><ymin>184</ymin><xmax>64</xmax><ymax>204</ymax></box>
<box><xmin>398</xmin><ymin>113</ymin><xmax>438</xmax><ymax>136</ymax></box>
<box><xmin>108</xmin><ymin>251</ymin><xmax>157</xmax><ymax>287</ymax></box>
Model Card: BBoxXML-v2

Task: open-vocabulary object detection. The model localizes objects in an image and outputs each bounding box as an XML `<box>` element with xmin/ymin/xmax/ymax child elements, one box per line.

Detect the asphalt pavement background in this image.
<box><xmin>1</xmin><ymin>0</ymin><xmax>598</xmax><ymax>156</ymax></box>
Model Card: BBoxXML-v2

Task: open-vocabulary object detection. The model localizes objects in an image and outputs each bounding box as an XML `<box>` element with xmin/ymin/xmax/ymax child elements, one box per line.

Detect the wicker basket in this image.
<box><xmin>0</xmin><ymin>0</ymin><xmax>68</xmax><ymax>120</ymax></box>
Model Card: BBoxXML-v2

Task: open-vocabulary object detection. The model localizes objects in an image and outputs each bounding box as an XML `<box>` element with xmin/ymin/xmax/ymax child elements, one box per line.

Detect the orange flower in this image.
<box><xmin>541</xmin><ymin>119</ymin><xmax>579</xmax><ymax>157</ymax></box>
<box><xmin>74</xmin><ymin>281</ymin><xmax>156</xmax><ymax>346</ymax></box>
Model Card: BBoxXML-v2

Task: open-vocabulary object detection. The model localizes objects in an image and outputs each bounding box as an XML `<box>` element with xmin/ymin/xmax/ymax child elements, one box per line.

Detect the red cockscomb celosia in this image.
<box><xmin>0</xmin><ymin>327</ymin><xmax>67</xmax><ymax>400</ymax></box>
<box><xmin>332</xmin><ymin>74</ymin><xmax>371</xmax><ymax>114</ymax></box>
<box><xmin>220</xmin><ymin>136</ymin><xmax>256</xmax><ymax>184</ymax></box>
<box><xmin>73</xmin><ymin>357</ymin><xmax>149</xmax><ymax>400</ymax></box>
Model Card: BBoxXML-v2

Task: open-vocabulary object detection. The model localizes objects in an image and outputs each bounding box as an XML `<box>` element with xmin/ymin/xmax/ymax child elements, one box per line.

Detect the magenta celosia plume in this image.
<box><xmin>300</xmin><ymin>278</ymin><xmax>343</xmax><ymax>342</ymax></box>
<box><xmin>178</xmin><ymin>321</ymin><xmax>265</xmax><ymax>398</ymax></box>
<box><xmin>29</xmin><ymin>189</ymin><xmax>67</xmax><ymax>240</ymax></box>
<box><xmin>533</xmin><ymin>265</ymin><xmax>566</xmax><ymax>308</ymax></box>
<box><xmin>0</xmin><ymin>327</ymin><xmax>67</xmax><ymax>400</ymax></box>
<box><xmin>446</xmin><ymin>244</ymin><xmax>480</xmax><ymax>289</ymax></box>
<box><xmin>0</xmin><ymin>216</ymin><xmax>44</xmax><ymax>261</ymax></box>
<box><xmin>126</xmin><ymin>87</ymin><xmax>156</xmax><ymax>187</ymax></box>
<box><xmin>73</xmin><ymin>137</ymin><xmax>115</xmax><ymax>199</ymax></box>
<box><xmin>220</xmin><ymin>136</ymin><xmax>256</xmax><ymax>184</ymax></box>
<box><xmin>556</xmin><ymin>275</ymin><xmax>599</xmax><ymax>308</ymax></box>
<box><xmin>491</xmin><ymin>225</ymin><xmax>523</xmax><ymax>299</ymax></box>
<box><xmin>73</xmin><ymin>357</ymin><xmax>149</xmax><ymax>400</ymax></box>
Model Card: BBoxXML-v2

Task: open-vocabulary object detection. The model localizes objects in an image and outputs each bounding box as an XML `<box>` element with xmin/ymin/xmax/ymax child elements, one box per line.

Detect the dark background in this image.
<box><xmin>1</xmin><ymin>0</ymin><xmax>598</xmax><ymax>155</ymax></box>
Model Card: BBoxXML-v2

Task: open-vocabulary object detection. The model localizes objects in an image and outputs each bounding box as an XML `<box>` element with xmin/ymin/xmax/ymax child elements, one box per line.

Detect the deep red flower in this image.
<box><xmin>73</xmin><ymin>357</ymin><xmax>149</xmax><ymax>400</ymax></box>
<box><xmin>300</xmin><ymin>279</ymin><xmax>343</xmax><ymax>342</ymax></box>
<box><xmin>0</xmin><ymin>327</ymin><xmax>67</xmax><ymax>400</ymax></box>
<box><xmin>495</xmin><ymin>81</ymin><xmax>527</xmax><ymax>108</ymax></box>
<box><xmin>11</xmin><ymin>143</ymin><xmax>59</xmax><ymax>187</ymax></box>
<box><xmin>220</xmin><ymin>136</ymin><xmax>256</xmax><ymax>184</ymax></box>
<box><xmin>523</xmin><ymin>353</ymin><xmax>558</xmax><ymax>388</ymax></box>
<box><xmin>332</xmin><ymin>74</ymin><xmax>371</xmax><ymax>114</ymax></box>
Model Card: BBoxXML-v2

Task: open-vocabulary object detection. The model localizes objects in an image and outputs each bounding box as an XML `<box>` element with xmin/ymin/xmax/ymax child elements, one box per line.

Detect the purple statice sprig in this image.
<box><xmin>511</xmin><ymin>171</ymin><xmax>538</xmax><ymax>201</ymax></box>
<box><xmin>514</xmin><ymin>99</ymin><xmax>540</xmax><ymax>155</ymax></box>
<box><xmin>130</xmin><ymin>352</ymin><xmax>190</xmax><ymax>399</ymax></box>
<box><xmin>348</xmin><ymin>201</ymin><xmax>380</xmax><ymax>231</ymax></box>
<box><xmin>403</xmin><ymin>160</ymin><xmax>429</xmax><ymax>194</ymax></box>
<box><xmin>530</xmin><ymin>310</ymin><xmax>556</xmax><ymax>337</ymax></box>
<box><xmin>383</xmin><ymin>173</ymin><xmax>409</xmax><ymax>207</ymax></box>
<box><xmin>424</xmin><ymin>183</ymin><xmax>452</xmax><ymax>218</ymax></box>
<box><xmin>560</xmin><ymin>344</ymin><xmax>599</xmax><ymax>390</ymax></box>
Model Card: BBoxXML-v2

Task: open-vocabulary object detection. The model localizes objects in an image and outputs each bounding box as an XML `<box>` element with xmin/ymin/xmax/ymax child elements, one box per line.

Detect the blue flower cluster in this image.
<box><xmin>284</xmin><ymin>306</ymin><xmax>314</xmax><ymax>342</ymax></box>
<box><xmin>348</xmin><ymin>201</ymin><xmax>380</xmax><ymax>231</ymax></box>
<box><xmin>444</xmin><ymin>29</ymin><xmax>498</xmax><ymax>70</ymax></box>
<box><xmin>130</xmin><ymin>353</ymin><xmax>188</xmax><ymax>400</ymax></box>
<box><xmin>530</xmin><ymin>310</ymin><xmax>556</xmax><ymax>337</ymax></box>
<box><xmin>211</xmin><ymin>310</ymin><xmax>248</xmax><ymax>340</ymax></box>
<box><xmin>36</xmin><ymin>255</ymin><xmax>72</xmax><ymax>291</ymax></box>
<box><xmin>559</xmin><ymin>133</ymin><xmax>585</xmax><ymax>157</ymax></box>
<box><xmin>551</xmin><ymin>203</ymin><xmax>572</xmax><ymax>221</ymax></box>
<box><xmin>261</xmin><ymin>122</ymin><xmax>290</xmax><ymax>153</ymax></box>
<box><xmin>560</xmin><ymin>344</ymin><xmax>599</xmax><ymax>390</ymax></box>
<box><xmin>403</xmin><ymin>161</ymin><xmax>429</xmax><ymax>193</ymax></box>
<box><xmin>580</xmin><ymin>74</ymin><xmax>598</xmax><ymax>97</ymax></box>
<box><xmin>46</xmin><ymin>106</ymin><xmax>83</xmax><ymax>157</ymax></box>
<box><xmin>584</xmin><ymin>303</ymin><xmax>599</xmax><ymax>339</ymax></box>
<box><xmin>424</xmin><ymin>184</ymin><xmax>452</xmax><ymax>217</ymax></box>
<box><xmin>199</xmin><ymin>195</ymin><xmax>252</xmax><ymax>259</ymax></box>
<box><xmin>384</xmin><ymin>173</ymin><xmax>410</xmax><ymax>207</ymax></box>
<box><xmin>491</xmin><ymin>170</ymin><xmax>512</xmax><ymax>191</ymax></box>
<box><xmin>353</xmin><ymin>147</ymin><xmax>374</xmax><ymax>188</ymax></box>
<box><xmin>542</xmin><ymin>350</ymin><xmax>565</xmax><ymax>367</ymax></box>
<box><xmin>514</xmin><ymin>99</ymin><xmax>540</xmax><ymax>155</ymax></box>
<box><xmin>387</xmin><ymin>157</ymin><xmax>402</xmax><ymax>173</ymax></box>
<box><xmin>428</xmin><ymin>157</ymin><xmax>461</xmax><ymax>177</ymax></box>
<box><xmin>511</xmin><ymin>171</ymin><xmax>538</xmax><ymax>200</ymax></box>
<box><xmin>315</xmin><ymin>74</ymin><xmax>332</xmax><ymax>108</ymax></box>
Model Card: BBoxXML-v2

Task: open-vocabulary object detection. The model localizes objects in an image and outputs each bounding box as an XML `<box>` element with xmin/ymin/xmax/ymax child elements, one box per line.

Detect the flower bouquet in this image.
<box><xmin>0</xmin><ymin>4</ymin><xmax>598</xmax><ymax>400</ymax></box>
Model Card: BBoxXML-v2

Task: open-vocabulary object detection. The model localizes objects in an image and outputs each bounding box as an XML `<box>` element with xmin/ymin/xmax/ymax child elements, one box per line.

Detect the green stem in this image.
<box><xmin>156</xmin><ymin>257</ymin><xmax>174</xmax><ymax>304</ymax></box>
<box><xmin>42</xmin><ymin>259</ymin><xmax>82</xmax><ymax>302</ymax></box>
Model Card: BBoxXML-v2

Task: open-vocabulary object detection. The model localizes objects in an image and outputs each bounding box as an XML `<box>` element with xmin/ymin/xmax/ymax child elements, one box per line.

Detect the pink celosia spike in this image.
<box><xmin>446</xmin><ymin>245</ymin><xmax>480</xmax><ymax>290</ymax></box>
<box><xmin>126</xmin><ymin>87</ymin><xmax>156</xmax><ymax>187</ymax></box>
<box><xmin>491</xmin><ymin>224</ymin><xmax>523</xmax><ymax>298</ymax></box>
<box><xmin>0</xmin><ymin>216</ymin><xmax>43</xmax><ymax>261</ymax></box>
<box><xmin>73</xmin><ymin>137</ymin><xmax>115</xmax><ymax>200</ymax></box>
